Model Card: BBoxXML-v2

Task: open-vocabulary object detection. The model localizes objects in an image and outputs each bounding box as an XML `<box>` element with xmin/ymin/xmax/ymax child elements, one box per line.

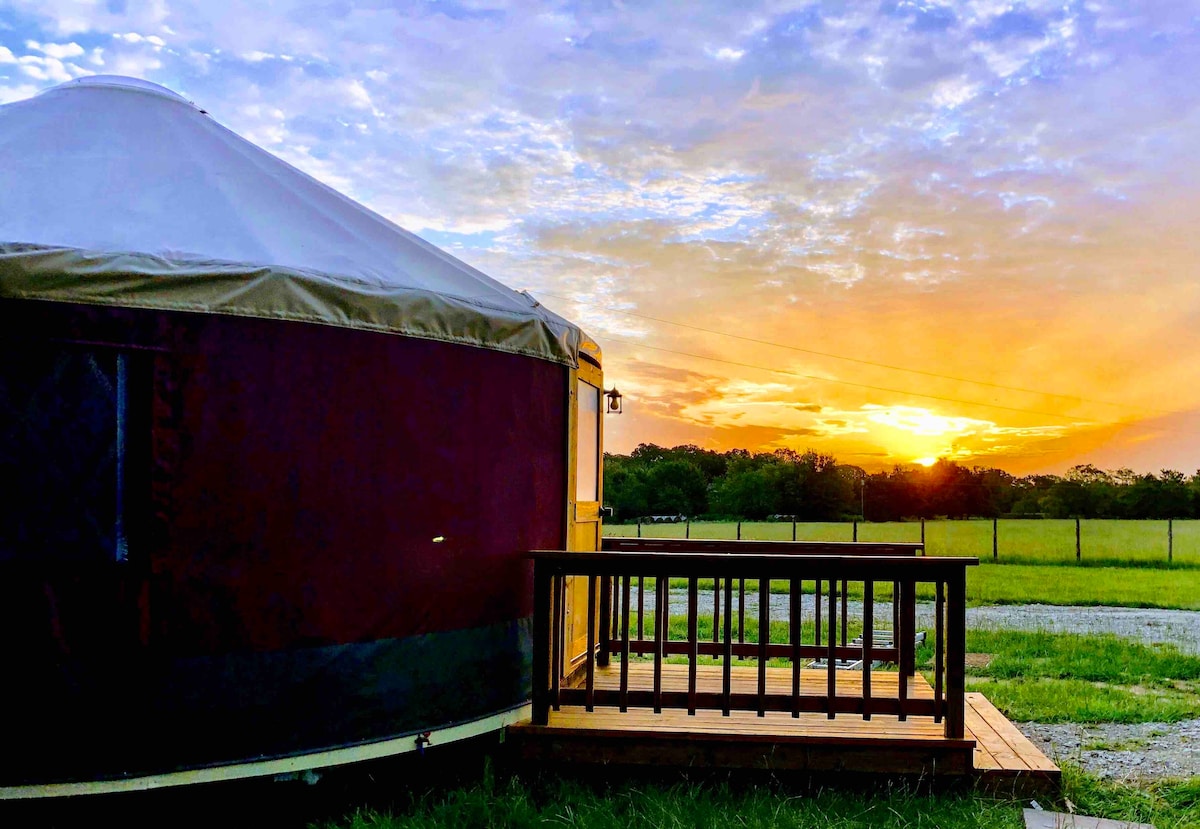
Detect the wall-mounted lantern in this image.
<box><xmin>604</xmin><ymin>387</ymin><xmax>623</xmax><ymax>414</ymax></box>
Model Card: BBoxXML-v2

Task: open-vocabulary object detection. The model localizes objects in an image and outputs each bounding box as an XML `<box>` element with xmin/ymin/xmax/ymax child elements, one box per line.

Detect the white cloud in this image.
<box><xmin>707</xmin><ymin>46</ymin><xmax>744</xmax><ymax>62</ymax></box>
<box><xmin>25</xmin><ymin>39</ymin><xmax>84</xmax><ymax>59</ymax></box>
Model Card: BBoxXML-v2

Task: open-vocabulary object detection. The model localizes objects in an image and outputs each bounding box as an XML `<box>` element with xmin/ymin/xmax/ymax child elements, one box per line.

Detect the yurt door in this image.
<box><xmin>564</xmin><ymin>357</ymin><xmax>603</xmax><ymax>668</ymax></box>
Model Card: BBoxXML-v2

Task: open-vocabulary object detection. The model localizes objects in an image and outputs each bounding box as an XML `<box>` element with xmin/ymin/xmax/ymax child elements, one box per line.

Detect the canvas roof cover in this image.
<box><xmin>0</xmin><ymin>76</ymin><xmax>598</xmax><ymax>367</ymax></box>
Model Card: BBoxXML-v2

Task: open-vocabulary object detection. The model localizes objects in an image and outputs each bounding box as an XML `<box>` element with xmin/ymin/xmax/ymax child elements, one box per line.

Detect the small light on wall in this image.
<box><xmin>432</xmin><ymin>536</ymin><xmax>445</xmax><ymax>543</ymax></box>
<box><xmin>604</xmin><ymin>387</ymin><xmax>623</xmax><ymax>414</ymax></box>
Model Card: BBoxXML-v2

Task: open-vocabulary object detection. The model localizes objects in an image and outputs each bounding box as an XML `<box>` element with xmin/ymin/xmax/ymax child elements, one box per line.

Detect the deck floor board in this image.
<box><xmin>511</xmin><ymin>664</ymin><xmax>1060</xmax><ymax>797</ymax></box>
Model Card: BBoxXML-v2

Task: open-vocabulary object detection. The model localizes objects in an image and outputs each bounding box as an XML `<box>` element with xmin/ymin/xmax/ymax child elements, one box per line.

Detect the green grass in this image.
<box><xmin>960</xmin><ymin>630</ymin><xmax>1200</xmax><ymax>723</ymax></box>
<box><xmin>604</xmin><ymin>519</ymin><xmax>1200</xmax><ymax>567</ymax></box>
<box><xmin>314</xmin><ymin>765</ymin><xmax>1200</xmax><ymax>829</ymax></box>
<box><xmin>965</xmin><ymin>630</ymin><xmax>1200</xmax><ymax>683</ymax></box>
<box><xmin>964</xmin><ymin>564</ymin><xmax>1200</xmax><ymax>610</ymax></box>
<box><xmin>320</xmin><ymin>773</ymin><xmax>1027</xmax><ymax>828</ymax></box>
<box><xmin>966</xmin><ymin>677</ymin><xmax>1200</xmax><ymax>724</ymax></box>
<box><xmin>1063</xmin><ymin>765</ymin><xmax>1200</xmax><ymax>829</ymax></box>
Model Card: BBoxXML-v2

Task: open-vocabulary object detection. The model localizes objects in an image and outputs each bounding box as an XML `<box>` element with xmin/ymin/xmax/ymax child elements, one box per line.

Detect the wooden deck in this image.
<box><xmin>508</xmin><ymin>665</ymin><xmax>1059</xmax><ymax>796</ymax></box>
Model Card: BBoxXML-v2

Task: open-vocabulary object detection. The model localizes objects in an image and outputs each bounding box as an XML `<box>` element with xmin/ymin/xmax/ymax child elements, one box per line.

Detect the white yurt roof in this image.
<box><xmin>0</xmin><ymin>76</ymin><xmax>597</xmax><ymax>367</ymax></box>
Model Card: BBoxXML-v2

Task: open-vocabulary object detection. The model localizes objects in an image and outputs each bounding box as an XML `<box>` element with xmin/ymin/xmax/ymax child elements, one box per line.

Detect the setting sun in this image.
<box><xmin>914</xmin><ymin>457</ymin><xmax>938</xmax><ymax>467</ymax></box>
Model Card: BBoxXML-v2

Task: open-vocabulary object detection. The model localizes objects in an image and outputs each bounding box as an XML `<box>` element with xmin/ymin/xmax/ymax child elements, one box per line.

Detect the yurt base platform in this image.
<box><xmin>506</xmin><ymin>666</ymin><xmax>1059</xmax><ymax>799</ymax></box>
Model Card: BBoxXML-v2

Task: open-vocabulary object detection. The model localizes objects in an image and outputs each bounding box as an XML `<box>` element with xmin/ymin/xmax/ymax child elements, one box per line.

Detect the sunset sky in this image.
<box><xmin>3</xmin><ymin>2</ymin><xmax>1199</xmax><ymax>475</ymax></box>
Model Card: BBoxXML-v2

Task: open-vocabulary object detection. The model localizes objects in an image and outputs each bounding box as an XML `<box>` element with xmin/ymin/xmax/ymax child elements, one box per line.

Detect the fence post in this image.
<box><xmin>637</xmin><ymin>520</ymin><xmax>641</xmax><ymax>538</ymax></box>
<box><xmin>853</xmin><ymin>520</ymin><xmax>858</xmax><ymax>542</ymax></box>
<box><xmin>737</xmin><ymin>521</ymin><xmax>742</xmax><ymax>540</ymax></box>
<box><xmin>1169</xmin><ymin>518</ymin><xmax>1173</xmax><ymax>563</ymax></box>
<box><xmin>992</xmin><ymin>518</ymin><xmax>998</xmax><ymax>561</ymax></box>
<box><xmin>921</xmin><ymin>518</ymin><xmax>926</xmax><ymax>552</ymax></box>
<box><xmin>792</xmin><ymin>517</ymin><xmax>796</xmax><ymax>541</ymax></box>
<box><xmin>1076</xmin><ymin>518</ymin><xmax>1081</xmax><ymax>562</ymax></box>
<box><xmin>686</xmin><ymin>518</ymin><xmax>690</xmax><ymax>539</ymax></box>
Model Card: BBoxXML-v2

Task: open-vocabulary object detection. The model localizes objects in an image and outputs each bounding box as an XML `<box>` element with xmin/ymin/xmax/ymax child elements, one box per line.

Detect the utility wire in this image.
<box><xmin>537</xmin><ymin>291</ymin><xmax>1170</xmax><ymax>418</ymax></box>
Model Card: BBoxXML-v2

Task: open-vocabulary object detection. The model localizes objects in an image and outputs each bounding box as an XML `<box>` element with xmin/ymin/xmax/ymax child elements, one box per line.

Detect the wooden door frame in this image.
<box><xmin>563</xmin><ymin>356</ymin><xmax>604</xmax><ymax>674</ymax></box>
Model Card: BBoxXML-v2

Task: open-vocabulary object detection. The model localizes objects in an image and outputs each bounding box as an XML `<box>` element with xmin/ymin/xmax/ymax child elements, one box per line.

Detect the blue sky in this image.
<box><xmin>3</xmin><ymin>1</ymin><xmax>1199</xmax><ymax>473</ymax></box>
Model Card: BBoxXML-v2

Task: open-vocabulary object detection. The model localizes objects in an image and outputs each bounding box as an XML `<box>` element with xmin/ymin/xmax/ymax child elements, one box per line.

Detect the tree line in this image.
<box><xmin>603</xmin><ymin>444</ymin><xmax>1200</xmax><ymax>523</ymax></box>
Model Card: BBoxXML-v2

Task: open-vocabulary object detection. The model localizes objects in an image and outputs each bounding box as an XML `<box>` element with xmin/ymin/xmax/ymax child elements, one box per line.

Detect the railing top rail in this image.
<box><xmin>529</xmin><ymin>550</ymin><xmax>977</xmax><ymax>579</ymax></box>
<box><xmin>601</xmin><ymin>538</ymin><xmax>923</xmax><ymax>556</ymax></box>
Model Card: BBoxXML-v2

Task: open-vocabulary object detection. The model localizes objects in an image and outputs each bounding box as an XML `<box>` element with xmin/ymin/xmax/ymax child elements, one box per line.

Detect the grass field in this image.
<box><xmin>318</xmin><ymin>765</ymin><xmax>1200</xmax><ymax>829</ymax></box>
<box><xmin>605</xmin><ymin>519</ymin><xmax>1200</xmax><ymax>567</ymax></box>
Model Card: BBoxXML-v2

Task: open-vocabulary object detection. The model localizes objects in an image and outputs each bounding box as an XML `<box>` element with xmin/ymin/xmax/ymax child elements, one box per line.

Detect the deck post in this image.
<box><xmin>945</xmin><ymin>569</ymin><xmax>967</xmax><ymax>738</ymax></box>
<box><xmin>532</xmin><ymin>558</ymin><xmax>552</xmax><ymax>725</ymax></box>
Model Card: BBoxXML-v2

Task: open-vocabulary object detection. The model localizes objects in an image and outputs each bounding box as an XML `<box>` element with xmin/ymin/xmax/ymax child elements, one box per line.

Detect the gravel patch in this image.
<box><xmin>1019</xmin><ymin>718</ymin><xmax>1200</xmax><ymax>782</ymax></box>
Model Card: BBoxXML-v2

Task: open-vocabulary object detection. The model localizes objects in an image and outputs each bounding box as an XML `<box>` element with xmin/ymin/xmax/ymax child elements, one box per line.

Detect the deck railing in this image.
<box><xmin>531</xmin><ymin>546</ymin><xmax>977</xmax><ymax>738</ymax></box>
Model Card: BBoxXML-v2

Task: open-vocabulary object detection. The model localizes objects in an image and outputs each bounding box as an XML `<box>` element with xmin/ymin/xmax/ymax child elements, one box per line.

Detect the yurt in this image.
<box><xmin>0</xmin><ymin>76</ymin><xmax>605</xmax><ymax>795</ymax></box>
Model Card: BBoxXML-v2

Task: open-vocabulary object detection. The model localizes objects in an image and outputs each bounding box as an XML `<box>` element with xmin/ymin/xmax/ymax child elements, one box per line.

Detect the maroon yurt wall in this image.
<box><xmin>0</xmin><ymin>299</ymin><xmax>567</xmax><ymax>785</ymax></box>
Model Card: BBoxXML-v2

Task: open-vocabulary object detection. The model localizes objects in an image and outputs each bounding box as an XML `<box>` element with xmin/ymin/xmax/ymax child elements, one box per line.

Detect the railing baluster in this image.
<box><xmin>902</xmin><ymin>580</ymin><xmax>917</xmax><ymax>677</ymax></box>
<box><xmin>713</xmin><ymin>578</ymin><xmax>720</xmax><ymax>644</ymax></box>
<box><xmin>663</xmin><ymin>577</ymin><xmax>671</xmax><ymax>645</ymax></box>
<box><xmin>790</xmin><ymin>577</ymin><xmax>801</xmax><ymax>718</ymax></box>
<box><xmin>688</xmin><ymin>576</ymin><xmax>699</xmax><ymax>715</ymax></box>
<box><xmin>814</xmin><ymin>579</ymin><xmax>822</xmax><ymax>645</ymax></box>
<box><xmin>935</xmin><ymin>579</ymin><xmax>944</xmax><ymax>724</ymax></box>
<box><xmin>898</xmin><ymin>574</ymin><xmax>908</xmax><ymax>722</ymax></box>
<box><xmin>654</xmin><ymin>573</ymin><xmax>666</xmax><ymax>713</ymax></box>
<box><xmin>620</xmin><ymin>574</ymin><xmax>631</xmax><ymax>713</ymax></box>
<box><xmin>637</xmin><ymin>575</ymin><xmax>645</xmax><ymax>641</ymax></box>
<box><xmin>738</xmin><ymin>577</ymin><xmax>746</xmax><ymax>656</ymax></box>
<box><xmin>841</xmin><ymin>578</ymin><xmax>848</xmax><ymax>647</ymax></box>
<box><xmin>722</xmin><ymin>575</ymin><xmax>733</xmax><ymax>716</ymax></box>
<box><xmin>551</xmin><ymin>574</ymin><xmax>563</xmax><ymax>712</ymax></box>
<box><xmin>585</xmin><ymin>574</ymin><xmax>597</xmax><ymax>712</ymax></box>
<box><xmin>758</xmin><ymin>577</ymin><xmax>769</xmax><ymax>717</ymax></box>
<box><xmin>892</xmin><ymin>579</ymin><xmax>900</xmax><ymax>651</ymax></box>
<box><xmin>863</xmin><ymin>579</ymin><xmax>873</xmax><ymax>721</ymax></box>
<box><xmin>827</xmin><ymin>578</ymin><xmax>837</xmax><ymax>719</ymax></box>
<box><xmin>598</xmin><ymin>574</ymin><xmax>611</xmax><ymax>669</ymax></box>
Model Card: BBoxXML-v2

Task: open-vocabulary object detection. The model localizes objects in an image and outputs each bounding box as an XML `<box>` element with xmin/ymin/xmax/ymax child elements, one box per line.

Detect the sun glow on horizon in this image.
<box><xmin>914</xmin><ymin>457</ymin><xmax>938</xmax><ymax>467</ymax></box>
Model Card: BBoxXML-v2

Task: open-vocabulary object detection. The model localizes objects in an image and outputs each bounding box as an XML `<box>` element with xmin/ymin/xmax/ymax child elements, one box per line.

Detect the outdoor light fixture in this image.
<box><xmin>604</xmin><ymin>387</ymin><xmax>623</xmax><ymax>414</ymax></box>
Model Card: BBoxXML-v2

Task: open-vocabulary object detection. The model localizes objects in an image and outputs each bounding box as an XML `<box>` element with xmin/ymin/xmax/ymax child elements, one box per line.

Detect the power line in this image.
<box><xmin>537</xmin><ymin>291</ymin><xmax>1170</xmax><ymax>418</ymax></box>
<box><xmin>600</xmin><ymin>335</ymin><xmax>1107</xmax><ymax>424</ymax></box>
